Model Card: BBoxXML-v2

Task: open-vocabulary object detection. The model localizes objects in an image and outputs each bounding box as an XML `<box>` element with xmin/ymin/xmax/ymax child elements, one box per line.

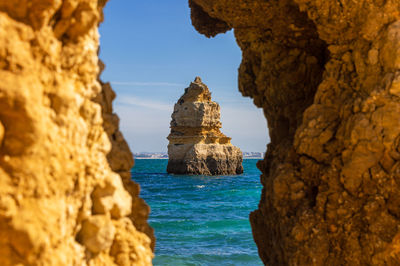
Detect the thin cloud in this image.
<box><xmin>116</xmin><ymin>96</ymin><xmax>172</xmax><ymax>111</ymax></box>
<box><xmin>111</xmin><ymin>81</ymin><xmax>184</xmax><ymax>87</ymax></box>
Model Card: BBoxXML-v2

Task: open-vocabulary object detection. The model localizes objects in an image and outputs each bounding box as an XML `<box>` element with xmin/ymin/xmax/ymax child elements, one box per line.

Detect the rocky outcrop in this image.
<box><xmin>0</xmin><ymin>1</ymin><xmax>153</xmax><ymax>265</ymax></box>
<box><xmin>4</xmin><ymin>0</ymin><xmax>400</xmax><ymax>264</ymax></box>
<box><xmin>167</xmin><ymin>77</ymin><xmax>243</xmax><ymax>175</ymax></box>
<box><xmin>190</xmin><ymin>0</ymin><xmax>400</xmax><ymax>265</ymax></box>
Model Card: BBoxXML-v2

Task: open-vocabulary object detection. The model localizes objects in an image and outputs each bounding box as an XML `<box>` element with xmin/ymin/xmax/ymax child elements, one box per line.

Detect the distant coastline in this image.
<box><xmin>135</xmin><ymin>158</ymin><xmax>168</xmax><ymax>160</ymax></box>
<box><xmin>133</xmin><ymin>152</ymin><xmax>265</xmax><ymax>160</ymax></box>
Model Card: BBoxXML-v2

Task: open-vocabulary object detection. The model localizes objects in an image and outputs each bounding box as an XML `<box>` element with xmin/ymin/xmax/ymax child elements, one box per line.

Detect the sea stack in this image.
<box><xmin>167</xmin><ymin>77</ymin><xmax>243</xmax><ymax>175</ymax></box>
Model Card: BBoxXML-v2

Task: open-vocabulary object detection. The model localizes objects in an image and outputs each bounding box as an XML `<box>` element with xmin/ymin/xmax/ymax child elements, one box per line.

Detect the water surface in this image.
<box><xmin>132</xmin><ymin>159</ymin><xmax>263</xmax><ymax>266</ymax></box>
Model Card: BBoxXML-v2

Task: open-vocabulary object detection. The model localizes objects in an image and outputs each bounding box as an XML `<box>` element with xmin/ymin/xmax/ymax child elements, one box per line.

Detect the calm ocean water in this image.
<box><xmin>132</xmin><ymin>159</ymin><xmax>263</xmax><ymax>266</ymax></box>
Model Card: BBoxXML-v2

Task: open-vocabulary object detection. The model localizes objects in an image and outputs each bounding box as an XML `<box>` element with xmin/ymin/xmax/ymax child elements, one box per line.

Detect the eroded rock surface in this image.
<box><xmin>0</xmin><ymin>1</ymin><xmax>153</xmax><ymax>265</ymax></box>
<box><xmin>190</xmin><ymin>0</ymin><xmax>400</xmax><ymax>264</ymax></box>
<box><xmin>167</xmin><ymin>77</ymin><xmax>243</xmax><ymax>175</ymax></box>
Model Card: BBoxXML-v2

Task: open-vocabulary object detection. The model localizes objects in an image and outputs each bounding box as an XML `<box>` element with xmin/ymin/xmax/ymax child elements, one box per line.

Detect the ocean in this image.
<box><xmin>132</xmin><ymin>159</ymin><xmax>263</xmax><ymax>266</ymax></box>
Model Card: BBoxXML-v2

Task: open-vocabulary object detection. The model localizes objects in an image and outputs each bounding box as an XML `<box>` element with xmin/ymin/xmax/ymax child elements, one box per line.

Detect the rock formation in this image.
<box><xmin>167</xmin><ymin>77</ymin><xmax>243</xmax><ymax>175</ymax></box>
<box><xmin>3</xmin><ymin>0</ymin><xmax>400</xmax><ymax>264</ymax></box>
<box><xmin>189</xmin><ymin>0</ymin><xmax>400</xmax><ymax>265</ymax></box>
<box><xmin>0</xmin><ymin>1</ymin><xmax>153</xmax><ymax>265</ymax></box>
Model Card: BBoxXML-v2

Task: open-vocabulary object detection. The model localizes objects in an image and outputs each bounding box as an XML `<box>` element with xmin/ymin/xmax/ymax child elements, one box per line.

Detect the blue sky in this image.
<box><xmin>99</xmin><ymin>0</ymin><xmax>269</xmax><ymax>152</ymax></box>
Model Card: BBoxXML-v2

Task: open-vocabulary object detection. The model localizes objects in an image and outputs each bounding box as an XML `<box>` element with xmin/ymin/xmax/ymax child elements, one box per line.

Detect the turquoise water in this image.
<box><xmin>132</xmin><ymin>159</ymin><xmax>263</xmax><ymax>266</ymax></box>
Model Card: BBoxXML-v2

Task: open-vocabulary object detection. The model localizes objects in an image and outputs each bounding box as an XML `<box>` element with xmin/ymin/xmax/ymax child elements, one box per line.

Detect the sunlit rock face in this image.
<box><xmin>190</xmin><ymin>0</ymin><xmax>400</xmax><ymax>264</ymax></box>
<box><xmin>167</xmin><ymin>77</ymin><xmax>243</xmax><ymax>175</ymax></box>
<box><xmin>0</xmin><ymin>1</ymin><xmax>154</xmax><ymax>265</ymax></box>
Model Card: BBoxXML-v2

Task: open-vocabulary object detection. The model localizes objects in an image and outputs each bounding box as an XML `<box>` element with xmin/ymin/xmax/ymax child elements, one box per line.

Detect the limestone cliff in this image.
<box><xmin>190</xmin><ymin>0</ymin><xmax>400</xmax><ymax>264</ymax></box>
<box><xmin>0</xmin><ymin>1</ymin><xmax>153</xmax><ymax>265</ymax></box>
<box><xmin>167</xmin><ymin>77</ymin><xmax>243</xmax><ymax>175</ymax></box>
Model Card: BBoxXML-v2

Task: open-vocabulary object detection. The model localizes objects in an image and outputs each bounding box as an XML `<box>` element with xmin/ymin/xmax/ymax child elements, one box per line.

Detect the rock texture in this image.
<box><xmin>167</xmin><ymin>77</ymin><xmax>243</xmax><ymax>175</ymax></box>
<box><xmin>0</xmin><ymin>1</ymin><xmax>153</xmax><ymax>265</ymax></box>
<box><xmin>190</xmin><ymin>0</ymin><xmax>400</xmax><ymax>265</ymax></box>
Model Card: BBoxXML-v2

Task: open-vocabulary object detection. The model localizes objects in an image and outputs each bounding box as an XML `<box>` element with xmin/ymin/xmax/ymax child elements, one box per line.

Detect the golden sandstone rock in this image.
<box><xmin>77</xmin><ymin>215</ymin><xmax>116</xmax><ymax>254</ymax></box>
<box><xmin>167</xmin><ymin>77</ymin><xmax>243</xmax><ymax>175</ymax></box>
<box><xmin>2</xmin><ymin>0</ymin><xmax>400</xmax><ymax>265</ymax></box>
<box><xmin>0</xmin><ymin>1</ymin><xmax>153</xmax><ymax>265</ymax></box>
<box><xmin>189</xmin><ymin>0</ymin><xmax>400</xmax><ymax>264</ymax></box>
<box><xmin>0</xmin><ymin>121</ymin><xmax>3</xmax><ymax>147</ymax></box>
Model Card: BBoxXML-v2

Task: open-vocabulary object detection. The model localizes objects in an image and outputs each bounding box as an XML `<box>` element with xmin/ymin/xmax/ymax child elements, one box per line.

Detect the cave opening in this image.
<box><xmin>2</xmin><ymin>0</ymin><xmax>400</xmax><ymax>264</ymax></box>
<box><xmin>99</xmin><ymin>0</ymin><xmax>268</xmax><ymax>265</ymax></box>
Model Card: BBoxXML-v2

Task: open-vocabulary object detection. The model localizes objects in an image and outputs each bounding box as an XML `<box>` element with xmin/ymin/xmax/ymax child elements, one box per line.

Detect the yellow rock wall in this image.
<box><xmin>0</xmin><ymin>1</ymin><xmax>153</xmax><ymax>265</ymax></box>
<box><xmin>190</xmin><ymin>0</ymin><xmax>400</xmax><ymax>264</ymax></box>
<box><xmin>4</xmin><ymin>0</ymin><xmax>400</xmax><ymax>264</ymax></box>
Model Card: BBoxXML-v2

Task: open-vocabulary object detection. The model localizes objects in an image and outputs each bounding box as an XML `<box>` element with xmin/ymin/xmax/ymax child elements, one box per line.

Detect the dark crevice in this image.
<box><xmin>309</xmin><ymin>185</ymin><xmax>319</xmax><ymax>208</ymax></box>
